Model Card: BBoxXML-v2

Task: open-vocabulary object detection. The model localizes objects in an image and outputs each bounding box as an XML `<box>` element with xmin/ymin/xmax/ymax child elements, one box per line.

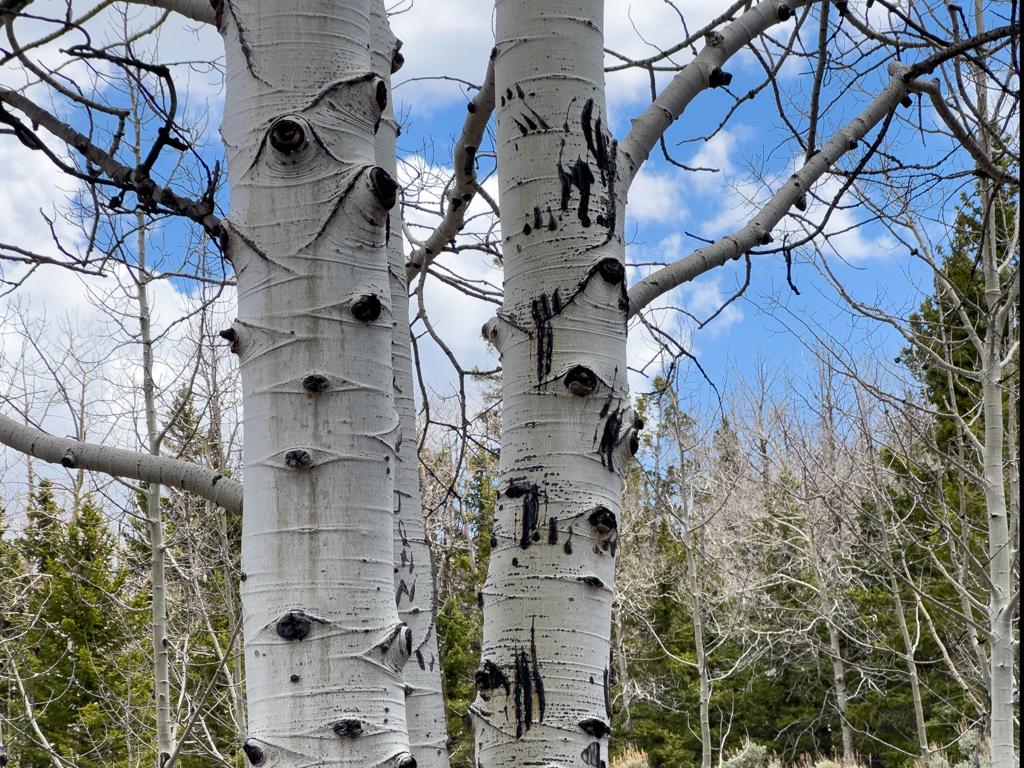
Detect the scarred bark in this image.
<box><xmin>220</xmin><ymin>1</ymin><xmax>413</xmax><ymax>764</ymax></box>
<box><xmin>473</xmin><ymin>1</ymin><xmax>637</xmax><ymax>763</ymax></box>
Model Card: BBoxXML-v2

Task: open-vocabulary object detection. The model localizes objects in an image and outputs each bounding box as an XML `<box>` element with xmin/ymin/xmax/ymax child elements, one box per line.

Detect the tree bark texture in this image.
<box><xmin>219</xmin><ymin>1</ymin><xmax>414</xmax><ymax>764</ymax></box>
<box><xmin>474</xmin><ymin>1</ymin><xmax>638</xmax><ymax>764</ymax></box>
<box><xmin>368</xmin><ymin>3</ymin><xmax>452</xmax><ymax>765</ymax></box>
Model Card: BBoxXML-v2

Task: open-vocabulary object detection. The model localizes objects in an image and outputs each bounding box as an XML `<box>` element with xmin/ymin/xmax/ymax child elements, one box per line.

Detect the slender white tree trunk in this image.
<box><xmin>132</xmin><ymin>74</ymin><xmax>174</xmax><ymax>759</ymax></box>
<box><xmin>684</xmin><ymin>520</ymin><xmax>711</xmax><ymax>768</ymax></box>
<box><xmin>136</xmin><ymin>221</ymin><xmax>174</xmax><ymax>767</ymax></box>
<box><xmin>474</xmin><ymin>0</ymin><xmax>637</xmax><ymax>762</ymax></box>
<box><xmin>980</xmin><ymin>207</ymin><xmax>1016</xmax><ymax>768</ymax></box>
<box><xmin>368</xmin><ymin>3</ymin><xmax>451</xmax><ymax>765</ymax></box>
<box><xmin>219</xmin><ymin>1</ymin><xmax>413</xmax><ymax>764</ymax></box>
<box><xmin>970</xmin><ymin>4</ymin><xmax>1017</xmax><ymax>760</ymax></box>
<box><xmin>807</xmin><ymin>522</ymin><xmax>853</xmax><ymax>760</ymax></box>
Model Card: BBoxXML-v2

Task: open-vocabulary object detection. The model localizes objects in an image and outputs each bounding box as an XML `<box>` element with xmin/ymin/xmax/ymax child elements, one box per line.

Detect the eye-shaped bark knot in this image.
<box><xmin>276</xmin><ymin>611</ymin><xmax>312</xmax><ymax>640</ymax></box>
<box><xmin>284</xmin><ymin>449</ymin><xmax>313</xmax><ymax>469</ymax></box>
<box><xmin>709</xmin><ymin>68</ymin><xmax>733</xmax><ymax>88</ymax></box>
<box><xmin>370</xmin><ymin>167</ymin><xmax>399</xmax><ymax>210</ymax></box>
<box><xmin>269</xmin><ymin>118</ymin><xmax>306</xmax><ymax>154</ymax></box>
<box><xmin>579</xmin><ymin>718</ymin><xmax>611</xmax><ymax>737</ymax></box>
<box><xmin>332</xmin><ymin>719</ymin><xmax>362</xmax><ymax>738</ymax></box>
<box><xmin>352</xmin><ymin>294</ymin><xmax>383</xmax><ymax>322</ymax></box>
<box><xmin>374</xmin><ymin>78</ymin><xmax>388</xmax><ymax>111</ymax></box>
<box><xmin>302</xmin><ymin>373</ymin><xmax>329</xmax><ymax>393</ymax></box>
<box><xmin>242</xmin><ymin>743</ymin><xmax>265</xmax><ymax>766</ymax></box>
<box><xmin>596</xmin><ymin>258</ymin><xmax>625</xmax><ymax>284</ymax></box>
<box><xmin>564</xmin><ymin>366</ymin><xmax>598</xmax><ymax>397</ymax></box>
<box><xmin>587</xmin><ymin>507</ymin><xmax>617</xmax><ymax>535</ymax></box>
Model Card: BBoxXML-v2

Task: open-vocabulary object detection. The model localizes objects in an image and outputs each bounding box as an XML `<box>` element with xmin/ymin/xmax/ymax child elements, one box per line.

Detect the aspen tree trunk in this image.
<box><xmin>682</xmin><ymin>510</ymin><xmax>711</xmax><ymax>768</ymax></box>
<box><xmin>672</xmin><ymin>402</ymin><xmax>711</xmax><ymax>768</ymax></box>
<box><xmin>970</xmin><ymin>4</ymin><xmax>1017</xmax><ymax>762</ymax></box>
<box><xmin>368</xmin><ymin>2</ymin><xmax>451</xmax><ymax>765</ymax></box>
<box><xmin>475</xmin><ymin>0</ymin><xmax>638</xmax><ymax>762</ymax></box>
<box><xmin>979</xmin><ymin>186</ymin><xmax>1016</xmax><ymax>768</ymax></box>
<box><xmin>137</xmin><ymin>222</ymin><xmax>174</xmax><ymax>766</ymax></box>
<box><xmin>219</xmin><ymin>1</ymin><xmax>414</xmax><ymax>764</ymax></box>
<box><xmin>132</xmin><ymin>77</ymin><xmax>174</xmax><ymax>760</ymax></box>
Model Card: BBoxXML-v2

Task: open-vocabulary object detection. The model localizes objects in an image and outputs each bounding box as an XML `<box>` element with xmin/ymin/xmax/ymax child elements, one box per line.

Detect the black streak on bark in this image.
<box><xmin>475</xmin><ymin>659</ymin><xmax>511</xmax><ymax>694</ymax></box>
<box><xmin>518</xmin><ymin>484</ymin><xmax>542</xmax><ymax>549</ymax></box>
<box><xmin>548</xmin><ymin>516</ymin><xmax>558</xmax><ymax>545</ymax></box>
<box><xmin>396</xmin><ymin>579</ymin><xmax>414</xmax><ymax>606</ymax></box>
<box><xmin>530</xmin><ymin>619</ymin><xmax>546</xmax><ymax>723</ymax></box>
<box><xmin>599</xmin><ymin>410</ymin><xmax>623</xmax><ymax>471</ymax></box>
<box><xmin>514</xmin><ymin>647</ymin><xmax>531</xmax><ymax>738</ymax></box>
<box><xmin>582</xmin><ymin>742</ymin><xmax>605</xmax><ymax>768</ymax></box>
<box><xmin>558</xmin><ymin>157</ymin><xmax>595</xmax><ymax>228</ymax></box>
<box><xmin>531</xmin><ymin>295</ymin><xmax>555</xmax><ymax>381</ymax></box>
<box><xmin>604</xmin><ymin>667</ymin><xmax>612</xmax><ymax>718</ymax></box>
<box><xmin>564</xmin><ymin>526</ymin><xmax>574</xmax><ymax>554</ymax></box>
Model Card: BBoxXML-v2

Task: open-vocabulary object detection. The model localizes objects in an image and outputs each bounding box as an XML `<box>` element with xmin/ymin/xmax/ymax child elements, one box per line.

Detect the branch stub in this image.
<box><xmin>276</xmin><ymin>611</ymin><xmax>312</xmax><ymax>640</ymax></box>
<box><xmin>269</xmin><ymin>118</ymin><xmax>306</xmax><ymax>155</ymax></box>
<box><xmin>352</xmin><ymin>294</ymin><xmax>383</xmax><ymax>322</ymax></box>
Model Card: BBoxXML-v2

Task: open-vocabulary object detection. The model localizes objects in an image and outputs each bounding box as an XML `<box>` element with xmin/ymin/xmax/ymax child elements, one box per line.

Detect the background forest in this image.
<box><xmin>2</xmin><ymin>185</ymin><xmax>1017</xmax><ymax>767</ymax></box>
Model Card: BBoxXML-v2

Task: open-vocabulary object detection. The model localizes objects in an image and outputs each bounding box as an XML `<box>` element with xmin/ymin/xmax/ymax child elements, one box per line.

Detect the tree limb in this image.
<box><xmin>628</xmin><ymin>63</ymin><xmax>915</xmax><ymax>317</ymax></box>
<box><xmin>913</xmin><ymin>77</ymin><xmax>1019</xmax><ymax>186</ymax></box>
<box><xmin>406</xmin><ymin>48</ymin><xmax>497</xmax><ymax>279</ymax></box>
<box><xmin>124</xmin><ymin>0</ymin><xmax>216</xmax><ymax>25</ymax></box>
<box><xmin>619</xmin><ymin>0</ymin><xmax>812</xmax><ymax>188</ymax></box>
<box><xmin>0</xmin><ymin>86</ymin><xmax>221</xmax><ymax>236</ymax></box>
<box><xmin>0</xmin><ymin>411</ymin><xmax>243</xmax><ymax>514</ymax></box>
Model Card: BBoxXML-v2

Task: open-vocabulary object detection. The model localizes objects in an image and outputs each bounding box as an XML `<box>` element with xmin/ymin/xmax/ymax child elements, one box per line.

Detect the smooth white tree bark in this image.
<box><xmin>218</xmin><ymin>1</ymin><xmax>413</xmax><ymax>764</ymax></box>
<box><xmin>368</xmin><ymin>3</ymin><xmax>451</xmax><ymax>765</ymax></box>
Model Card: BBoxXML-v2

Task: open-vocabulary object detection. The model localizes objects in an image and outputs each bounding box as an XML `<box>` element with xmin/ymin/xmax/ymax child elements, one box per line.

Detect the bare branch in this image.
<box><xmin>124</xmin><ymin>0</ymin><xmax>216</xmax><ymax>25</ymax></box>
<box><xmin>628</xmin><ymin>63</ymin><xmax>915</xmax><ymax>317</ymax></box>
<box><xmin>406</xmin><ymin>48</ymin><xmax>497</xmax><ymax>279</ymax></box>
<box><xmin>619</xmin><ymin>0</ymin><xmax>811</xmax><ymax>187</ymax></box>
<box><xmin>0</xmin><ymin>410</ymin><xmax>243</xmax><ymax>514</ymax></box>
<box><xmin>0</xmin><ymin>86</ymin><xmax>222</xmax><ymax>235</ymax></box>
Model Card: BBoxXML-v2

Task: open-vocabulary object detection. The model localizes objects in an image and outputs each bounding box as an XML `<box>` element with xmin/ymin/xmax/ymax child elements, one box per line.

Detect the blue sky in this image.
<box><xmin>0</xmin><ymin>0</ymin><xmax>988</xmax><ymax>443</ymax></box>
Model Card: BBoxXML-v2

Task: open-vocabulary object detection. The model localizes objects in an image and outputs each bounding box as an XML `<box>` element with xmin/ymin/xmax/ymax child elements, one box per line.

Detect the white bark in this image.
<box><xmin>618</xmin><ymin>0</ymin><xmax>811</xmax><ymax>189</ymax></box>
<box><xmin>474</xmin><ymin>0</ymin><xmax>636</xmax><ymax>763</ymax></box>
<box><xmin>220</xmin><ymin>1</ymin><xmax>412</xmax><ymax>765</ymax></box>
<box><xmin>971</xmin><ymin>8</ymin><xmax>1017</xmax><ymax>758</ymax></box>
<box><xmin>0</xmin><ymin>412</ymin><xmax>243</xmax><ymax>513</ymax></box>
<box><xmin>135</xmin><ymin>209</ymin><xmax>175</xmax><ymax>766</ymax></box>
<box><xmin>125</xmin><ymin>0</ymin><xmax>216</xmax><ymax>25</ymax></box>
<box><xmin>979</xmin><ymin>174</ymin><xmax>1017</xmax><ymax>768</ymax></box>
<box><xmin>368</xmin><ymin>2</ymin><xmax>451</xmax><ymax>764</ymax></box>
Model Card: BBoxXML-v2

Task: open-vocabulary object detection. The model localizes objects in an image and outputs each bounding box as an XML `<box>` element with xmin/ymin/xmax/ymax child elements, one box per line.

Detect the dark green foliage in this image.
<box><xmin>2</xmin><ymin>482</ymin><xmax>142</xmax><ymax>768</ymax></box>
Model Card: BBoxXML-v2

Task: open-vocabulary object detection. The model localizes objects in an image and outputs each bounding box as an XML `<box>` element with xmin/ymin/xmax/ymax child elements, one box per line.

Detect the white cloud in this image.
<box><xmin>627</xmin><ymin>166</ymin><xmax>689</xmax><ymax>225</ymax></box>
